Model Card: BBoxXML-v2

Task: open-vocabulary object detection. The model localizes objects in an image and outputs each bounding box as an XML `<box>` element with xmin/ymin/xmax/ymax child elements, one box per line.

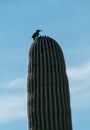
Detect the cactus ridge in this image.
<box><xmin>27</xmin><ymin>36</ymin><xmax>72</xmax><ymax>130</ymax></box>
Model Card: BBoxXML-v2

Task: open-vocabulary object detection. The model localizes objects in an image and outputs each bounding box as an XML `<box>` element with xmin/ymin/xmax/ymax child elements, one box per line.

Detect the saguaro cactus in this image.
<box><xmin>27</xmin><ymin>36</ymin><xmax>72</xmax><ymax>130</ymax></box>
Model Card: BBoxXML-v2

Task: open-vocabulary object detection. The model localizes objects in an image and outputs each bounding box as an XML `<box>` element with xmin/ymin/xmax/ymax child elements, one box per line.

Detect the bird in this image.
<box><xmin>32</xmin><ymin>29</ymin><xmax>42</xmax><ymax>40</ymax></box>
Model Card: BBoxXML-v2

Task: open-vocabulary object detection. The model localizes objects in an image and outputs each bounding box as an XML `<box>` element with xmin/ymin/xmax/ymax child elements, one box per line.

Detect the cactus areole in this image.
<box><xmin>27</xmin><ymin>36</ymin><xmax>72</xmax><ymax>130</ymax></box>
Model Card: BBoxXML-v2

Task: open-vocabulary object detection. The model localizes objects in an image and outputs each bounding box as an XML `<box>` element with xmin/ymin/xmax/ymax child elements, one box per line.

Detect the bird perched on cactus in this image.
<box><xmin>32</xmin><ymin>29</ymin><xmax>42</xmax><ymax>40</ymax></box>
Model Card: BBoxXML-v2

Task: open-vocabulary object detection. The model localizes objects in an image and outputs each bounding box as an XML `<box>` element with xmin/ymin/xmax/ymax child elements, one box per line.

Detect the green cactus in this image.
<box><xmin>27</xmin><ymin>36</ymin><xmax>72</xmax><ymax>130</ymax></box>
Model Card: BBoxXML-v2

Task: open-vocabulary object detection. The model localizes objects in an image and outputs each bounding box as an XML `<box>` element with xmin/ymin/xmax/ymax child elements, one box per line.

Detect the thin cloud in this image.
<box><xmin>67</xmin><ymin>62</ymin><xmax>90</xmax><ymax>80</ymax></box>
<box><xmin>0</xmin><ymin>77</ymin><xmax>27</xmax><ymax>124</ymax></box>
<box><xmin>0</xmin><ymin>77</ymin><xmax>26</xmax><ymax>88</ymax></box>
<box><xmin>8</xmin><ymin>77</ymin><xmax>26</xmax><ymax>88</ymax></box>
<box><xmin>0</xmin><ymin>94</ymin><xmax>27</xmax><ymax>124</ymax></box>
<box><xmin>67</xmin><ymin>62</ymin><xmax>90</xmax><ymax>110</ymax></box>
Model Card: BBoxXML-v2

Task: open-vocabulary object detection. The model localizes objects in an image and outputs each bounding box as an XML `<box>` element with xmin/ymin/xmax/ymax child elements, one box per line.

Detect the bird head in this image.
<box><xmin>36</xmin><ymin>29</ymin><xmax>42</xmax><ymax>33</ymax></box>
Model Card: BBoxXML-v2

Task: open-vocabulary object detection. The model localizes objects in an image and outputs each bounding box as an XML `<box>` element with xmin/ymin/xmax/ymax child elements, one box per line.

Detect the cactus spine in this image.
<box><xmin>27</xmin><ymin>36</ymin><xmax>72</xmax><ymax>130</ymax></box>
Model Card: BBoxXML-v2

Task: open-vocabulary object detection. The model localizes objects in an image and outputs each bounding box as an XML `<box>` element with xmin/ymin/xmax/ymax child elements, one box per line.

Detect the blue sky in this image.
<box><xmin>0</xmin><ymin>0</ymin><xmax>90</xmax><ymax>130</ymax></box>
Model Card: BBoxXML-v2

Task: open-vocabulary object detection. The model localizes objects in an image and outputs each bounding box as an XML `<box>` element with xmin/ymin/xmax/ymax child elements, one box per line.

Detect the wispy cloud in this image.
<box><xmin>0</xmin><ymin>94</ymin><xmax>27</xmax><ymax>124</ymax></box>
<box><xmin>0</xmin><ymin>77</ymin><xmax>26</xmax><ymax>89</ymax></box>
<box><xmin>0</xmin><ymin>77</ymin><xmax>27</xmax><ymax>124</ymax></box>
<box><xmin>67</xmin><ymin>62</ymin><xmax>90</xmax><ymax>110</ymax></box>
<box><xmin>68</xmin><ymin>62</ymin><xmax>90</xmax><ymax>81</ymax></box>
<box><xmin>8</xmin><ymin>77</ymin><xmax>26</xmax><ymax>88</ymax></box>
